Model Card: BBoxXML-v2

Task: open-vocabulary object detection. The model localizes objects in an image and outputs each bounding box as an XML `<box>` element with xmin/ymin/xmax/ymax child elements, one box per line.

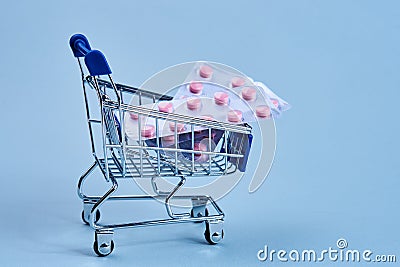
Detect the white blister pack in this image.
<box><xmin>183</xmin><ymin>61</ymin><xmax>291</xmax><ymax>115</ymax></box>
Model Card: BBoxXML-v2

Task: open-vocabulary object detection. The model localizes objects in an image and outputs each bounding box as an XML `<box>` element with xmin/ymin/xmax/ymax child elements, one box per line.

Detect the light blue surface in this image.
<box><xmin>1</xmin><ymin>0</ymin><xmax>399</xmax><ymax>266</ymax></box>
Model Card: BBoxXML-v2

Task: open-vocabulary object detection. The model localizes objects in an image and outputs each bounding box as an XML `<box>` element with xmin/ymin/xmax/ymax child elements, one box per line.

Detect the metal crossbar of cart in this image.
<box><xmin>69</xmin><ymin>34</ymin><xmax>253</xmax><ymax>256</ymax></box>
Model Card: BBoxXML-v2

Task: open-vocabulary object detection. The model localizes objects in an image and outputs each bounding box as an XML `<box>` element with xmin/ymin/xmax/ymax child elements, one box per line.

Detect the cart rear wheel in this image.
<box><xmin>81</xmin><ymin>209</ymin><xmax>101</xmax><ymax>225</ymax></box>
<box><xmin>93</xmin><ymin>240</ymin><xmax>114</xmax><ymax>257</ymax></box>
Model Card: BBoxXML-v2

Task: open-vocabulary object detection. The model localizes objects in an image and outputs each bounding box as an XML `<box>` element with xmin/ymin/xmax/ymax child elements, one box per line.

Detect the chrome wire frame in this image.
<box><xmin>76</xmin><ymin>57</ymin><xmax>252</xmax><ymax>236</ymax></box>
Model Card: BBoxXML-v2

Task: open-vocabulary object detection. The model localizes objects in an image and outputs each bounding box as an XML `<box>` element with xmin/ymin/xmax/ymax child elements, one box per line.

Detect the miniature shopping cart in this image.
<box><xmin>69</xmin><ymin>34</ymin><xmax>253</xmax><ymax>256</ymax></box>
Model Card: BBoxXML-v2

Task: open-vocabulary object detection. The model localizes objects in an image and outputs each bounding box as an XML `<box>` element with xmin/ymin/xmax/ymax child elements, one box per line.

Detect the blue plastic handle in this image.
<box><xmin>70</xmin><ymin>34</ymin><xmax>91</xmax><ymax>58</ymax></box>
<box><xmin>84</xmin><ymin>50</ymin><xmax>112</xmax><ymax>76</ymax></box>
<box><xmin>69</xmin><ymin>34</ymin><xmax>112</xmax><ymax>76</ymax></box>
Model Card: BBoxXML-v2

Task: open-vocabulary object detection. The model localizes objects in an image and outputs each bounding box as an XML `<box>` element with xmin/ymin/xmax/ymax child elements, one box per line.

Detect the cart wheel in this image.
<box><xmin>81</xmin><ymin>209</ymin><xmax>101</xmax><ymax>225</ymax></box>
<box><xmin>191</xmin><ymin>208</ymin><xmax>209</xmax><ymax>223</ymax></box>
<box><xmin>204</xmin><ymin>221</ymin><xmax>224</xmax><ymax>245</ymax></box>
<box><xmin>93</xmin><ymin>240</ymin><xmax>114</xmax><ymax>257</ymax></box>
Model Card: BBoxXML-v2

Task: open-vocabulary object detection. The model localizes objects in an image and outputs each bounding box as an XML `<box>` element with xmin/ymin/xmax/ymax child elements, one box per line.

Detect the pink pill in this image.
<box><xmin>194</xmin><ymin>142</ymin><xmax>208</xmax><ymax>161</ymax></box>
<box><xmin>200</xmin><ymin>115</ymin><xmax>214</xmax><ymax>121</ymax></box>
<box><xmin>187</xmin><ymin>97</ymin><xmax>202</xmax><ymax>110</ymax></box>
<box><xmin>169</xmin><ymin>122</ymin><xmax>185</xmax><ymax>132</ymax></box>
<box><xmin>162</xmin><ymin>135</ymin><xmax>175</xmax><ymax>142</ymax></box>
<box><xmin>214</xmin><ymin>92</ymin><xmax>229</xmax><ymax>105</ymax></box>
<box><xmin>199</xmin><ymin>65</ymin><xmax>213</xmax><ymax>78</ymax></box>
<box><xmin>255</xmin><ymin>105</ymin><xmax>271</xmax><ymax>118</ymax></box>
<box><xmin>141</xmin><ymin>125</ymin><xmax>155</xmax><ymax>138</ymax></box>
<box><xmin>271</xmin><ymin>98</ymin><xmax>279</xmax><ymax>108</ymax></box>
<box><xmin>241</xmin><ymin>87</ymin><xmax>257</xmax><ymax>101</ymax></box>
<box><xmin>194</xmin><ymin>142</ymin><xmax>207</xmax><ymax>153</ymax></box>
<box><xmin>189</xmin><ymin>81</ymin><xmax>203</xmax><ymax>94</ymax></box>
<box><xmin>231</xmin><ymin>77</ymin><xmax>245</xmax><ymax>88</ymax></box>
<box><xmin>129</xmin><ymin>112</ymin><xmax>139</xmax><ymax>120</ymax></box>
<box><xmin>158</xmin><ymin>101</ymin><xmax>174</xmax><ymax>113</ymax></box>
<box><xmin>227</xmin><ymin>110</ymin><xmax>243</xmax><ymax>123</ymax></box>
<box><xmin>161</xmin><ymin>135</ymin><xmax>176</xmax><ymax>146</ymax></box>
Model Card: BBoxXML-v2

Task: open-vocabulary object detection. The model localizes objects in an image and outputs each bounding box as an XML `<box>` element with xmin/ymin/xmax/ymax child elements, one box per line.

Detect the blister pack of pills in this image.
<box><xmin>125</xmin><ymin>82</ymin><xmax>259</xmax><ymax>141</ymax></box>
<box><xmin>123</xmin><ymin>81</ymin><xmax>253</xmax><ymax>164</ymax></box>
<box><xmin>182</xmin><ymin>61</ymin><xmax>291</xmax><ymax>115</ymax></box>
<box><xmin>123</xmin><ymin>61</ymin><xmax>289</xmax><ymax>170</ymax></box>
<box><xmin>172</xmin><ymin>81</ymin><xmax>274</xmax><ymax>120</ymax></box>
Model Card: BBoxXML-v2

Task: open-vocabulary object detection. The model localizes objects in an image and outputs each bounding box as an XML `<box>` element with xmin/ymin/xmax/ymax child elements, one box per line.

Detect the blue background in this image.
<box><xmin>1</xmin><ymin>0</ymin><xmax>399</xmax><ymax>266</ymax></box>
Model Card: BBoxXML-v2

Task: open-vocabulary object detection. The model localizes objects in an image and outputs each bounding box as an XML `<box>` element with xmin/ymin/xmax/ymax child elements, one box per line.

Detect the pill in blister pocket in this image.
<box><xmin>194</xmin><ymin>142</ymin><xmax>208</xmax><ymax>161</ymax></box>
<box><xmin>169</xmin><ymin>122</ymin><xmax>185</xmax><ymax>132</ymax></box>
<box><xmin>162</xmin><ymin>135</ymin><xmax>175</xmax><ymax>142</ymax></box>
<box><xmin>231</xmin><ymin>77</ymin><xmax>245</xmax><ymax>88</ymax></box>
<box><xmin>161</xmin><ymin>136</ymin><xmax>176</xmax><ymax>148</ymax></box>
<box><xmin>241</xmin><ymin>87</ymin><xmax>257</xmax><ymax>101</ymax></box>
<box><xmin>186</xmin><ymin>97</ymin><xmax>202</xmax><ymax>110</ymax></box>
<box><xmin>158</xmin><ymin>101</ymin><xmax>174</xmax><ymax>113</ymax></box>
<box><xmin>189</xmin><ymin>81</ymin><xmax>203</xmax><ymax>94</ymax></box>
<box><xmin>129</xmin><ymin>112</ymin><xmax>139</xmax><ymax>120</ymax></box>
<box><xmin>214</xmin><ymin>92</ymin><xmax>229</xmax><ymax>105</ymax></box>
<box><xmin>200</xmin><ymin>115</ymin><xmax>214</xmax><ymax>121</ymax></box>
<box><xmin>141</xmin><ymin>125</ymin><xmax>155</xmax><ymax>138</ymax></box>
<box><xmin>255</xmin><ymin>105</ymin><xmax>271</xmax><ymax>118</ymax></box>
<box><xmin>199</xmin><ymin>65</ymin><xmax>213</xmax><ymax>78</ymax></box>
<box><xmin>270</xmin><ymin>98</ymin><xmax>279</xmax><ymax>108</ymax></box>
<box><xmin>227</xmin><ymin>110</ymin><xmax>243</xmax><ymax>122</ymax></box>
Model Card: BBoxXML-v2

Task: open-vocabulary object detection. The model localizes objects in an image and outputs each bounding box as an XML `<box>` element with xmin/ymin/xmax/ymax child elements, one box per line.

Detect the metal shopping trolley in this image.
<box><xmin>69</xmin><ymin>34</ymin><xmax>253</xmax><ymax>256</ymax></box>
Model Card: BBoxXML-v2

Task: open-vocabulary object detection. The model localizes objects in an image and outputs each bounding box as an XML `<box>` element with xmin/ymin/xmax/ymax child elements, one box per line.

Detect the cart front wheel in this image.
<box><xmin>204</xmin><ymin>220</ymin><xmax>224</xmax><ymax>245</ymax></box>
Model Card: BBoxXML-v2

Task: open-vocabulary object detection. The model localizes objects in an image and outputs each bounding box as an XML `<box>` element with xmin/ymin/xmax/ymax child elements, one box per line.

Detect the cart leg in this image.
<box><xmin>94</xmin><ymin>230</ymin><xmax>115</xmax><ymax>257</ymax></box>
<box><xmin>165</xmin><ymin>176</ymin><xmax>191</xmax><ymax>218</ymax></box>
<box><xmin>77</xmin><ymin>161</ymin><xmax>98</xmax><ymax>200</ymax></box>
<box><xmin>204</xmin><ymin>220</ymin><xmax>224</xmax><ymax>245</ymax></box>
<box><xmin>191</xmin><ymin>196</ymin><xmax>208</xmax><ymax>221</ymax></box>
